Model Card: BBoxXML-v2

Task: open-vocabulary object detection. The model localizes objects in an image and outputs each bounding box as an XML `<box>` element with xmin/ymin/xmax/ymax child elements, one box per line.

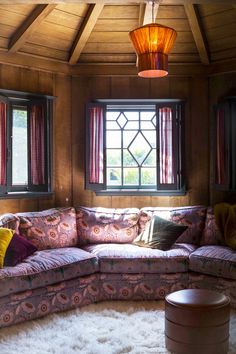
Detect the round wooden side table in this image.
<box><xmin>165</xmin><ymin>289</ymin><xmax>230</xmax><ymax>354</ymax></box>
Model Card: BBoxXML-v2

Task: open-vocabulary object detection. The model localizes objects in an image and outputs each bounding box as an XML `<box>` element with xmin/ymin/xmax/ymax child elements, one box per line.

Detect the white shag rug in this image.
<box><xmin>0</xmin><ymin>301</ymin><xmax>236</xmax><ymax>354</ymax></box>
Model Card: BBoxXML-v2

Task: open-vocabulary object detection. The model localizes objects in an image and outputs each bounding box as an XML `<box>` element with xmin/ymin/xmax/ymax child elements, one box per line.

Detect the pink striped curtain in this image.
<box><xmin>89</xmin><ymin>106</ymin><xmax>104</xmax><ymax>184</ymax></box>
<box><xmin>216</xmin><ymin>108</ymin><xmax>227</xmax><ymax>185</ymax></box>
<box><xmin>0</xmin><ymin>102</ymin><xmax>6</xmax><ymax>185</ymax></box>
<box><xmin>159</xmin><ymin>107</ymin><xmax>174</xmax><ymax>184</ymax></box>
<box><xmin>30</xmin><ymin>105</ymin><xmax>45</xmax><ymax>185</ymax></box>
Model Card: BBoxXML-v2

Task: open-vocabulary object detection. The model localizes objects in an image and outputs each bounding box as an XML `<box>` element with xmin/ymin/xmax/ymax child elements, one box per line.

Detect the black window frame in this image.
<box><xmin>0</xmin><ymin>88</ymin><xmax>54</xmax><ymax>199</ymax></box>
<box><xmin>85</xmin><ymin>99</ymin><xmax>185</xmax><ymax>196</ymax></box>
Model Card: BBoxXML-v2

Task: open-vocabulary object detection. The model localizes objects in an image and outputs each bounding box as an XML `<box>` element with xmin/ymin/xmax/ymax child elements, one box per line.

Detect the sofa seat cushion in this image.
<box><xmin>82</xmin><ymin>243</ymin><xmax>197</xmax><ymax>274</ymax></box>
<box><xmin>189</xmin><ymin>245</ymin><xmax>236</xmax><ymax>280</ymax></box>
<box><xmin>0</xmin><ymin>247</ymin><xmax>99</xmax><ymax>298</ymax></box>
<box><xmin>17</xmin><ymin>207</ymin><xmax>78</xmax><ymax>250</ymax></box>
<box><xmin>76</xmin><ymin>206</ymin><xmax>140</xmax><ymax>245</ymax></box>
<box><xmin>139</xmin><ymin>206</ymin><xmax>206</xmax><ymax>245</ymax></box>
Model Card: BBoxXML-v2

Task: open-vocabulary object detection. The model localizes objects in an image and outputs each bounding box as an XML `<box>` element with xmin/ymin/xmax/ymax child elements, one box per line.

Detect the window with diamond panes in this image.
<box><xmin>85</xmin><ymin>101</ymin><xmax>185</xmax><ymax>195</ymax></box>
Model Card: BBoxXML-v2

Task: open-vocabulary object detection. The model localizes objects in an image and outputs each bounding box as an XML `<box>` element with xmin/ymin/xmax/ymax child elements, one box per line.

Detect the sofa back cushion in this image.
<box><xmin>76</xmin><ymin>206</ymin><xmax>140</xmax><ymax>245</ymax></box>
<box><xmin>17</xmin><ymin>207</ymin><xmax>77</xmax><ymax>250</ymax></box>
<box><xmin>200</xmin><ymin>207</ymin><xmax>221</xmax><ymax>246</ymax></box>
<box><xmin>139</xmin><ymin>206</ymin><xmax>207</xmax><ymax>245</ymax></box>
<box><xmin>0</xmin><ymin>213</ymin><xmax>19</xmax><ymax>233</ymax></box>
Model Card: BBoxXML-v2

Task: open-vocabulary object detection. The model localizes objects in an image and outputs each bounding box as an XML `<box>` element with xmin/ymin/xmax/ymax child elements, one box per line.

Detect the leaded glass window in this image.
<box><xmin>86</xmin><ymin>100</ymin><xmax>185</xmax><ymax>195</ymax></box>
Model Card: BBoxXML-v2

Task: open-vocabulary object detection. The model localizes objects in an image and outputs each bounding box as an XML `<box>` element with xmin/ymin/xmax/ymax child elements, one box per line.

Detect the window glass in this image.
<box><xmin>106</xmin><ymin>109</ymin><xmax>156</xmax><ymax>188</ymax></box>
<box><xmin>12</xmin><ymin>107</ymin><xmax>28</xmax><ymax>186</ymax></box>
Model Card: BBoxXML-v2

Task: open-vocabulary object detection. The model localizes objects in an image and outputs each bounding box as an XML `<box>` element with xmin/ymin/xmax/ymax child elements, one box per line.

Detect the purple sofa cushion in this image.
<box><xmin>139</xmin><ymin>206</ymin><xmax>207</xmax><ymax>245</ymax></box>
<box><xmin>0</xmin><ymin>247</ymin><xmax>99</xmax><ymax>298</ymax></box>
<box><xmin>76</xmin><ymin>206</ymin><xmax>140</xmax><ymax>245</ymax></box>
<box><xmin>189</xmin><ymin>245</ymin><xmax>236</xmax><ymax>280</ymax></box>
<box><xmin>82</xmin><ymin>243</ymin><xmax>197</xmax><ymax>274</ymax></box>
<box><xmin>4</xmin><ymin>233</ymin><xmax>38</xmax><ymax>267</ymax></box>
<box><xmin>17</xmin><ymin>207</ymin><xmax>78</xmax><ymax>250</ymax></box>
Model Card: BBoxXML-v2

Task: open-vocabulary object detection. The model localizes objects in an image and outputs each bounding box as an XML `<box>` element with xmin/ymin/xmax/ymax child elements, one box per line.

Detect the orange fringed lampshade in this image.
<box><xmin>129</xmin><ymin>23</ymin><xmax>177</xmax><ymax>78</ymax></box>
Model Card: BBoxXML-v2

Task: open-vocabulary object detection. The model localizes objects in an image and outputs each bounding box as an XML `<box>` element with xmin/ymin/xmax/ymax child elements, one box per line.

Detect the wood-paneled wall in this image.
<box><xmin>72</xmin><ymin>75</ymin><xmax>209</xmax><ymax>209</ymax></box>
<box><xmin>209</xmin><ymin>72</ymin><xmax>236</xmax><ymax>205</ymax></box>
<box><xmin>0</xmin><ymin>63</ymin><xmax>72</xmax><ymax>213</ymax></box>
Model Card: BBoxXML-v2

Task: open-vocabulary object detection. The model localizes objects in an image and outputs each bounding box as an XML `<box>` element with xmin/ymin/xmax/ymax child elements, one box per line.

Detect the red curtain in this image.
<box><xmin>159</xmin><ymin>107</ymin><xmax>174</xmax><ymax>184</ymax></box>
<box><xmin>216</xmin><ymin>109</ymin><xmax>227</xmax><ymax>185</ymax></box>
<box><xmin>30</xmin><ymin>105</ymin><xmax>45</xmax><ymax>185</ymax></box>
<box><xmin>89</xmin><ymin>106</ymin><xmax>104</xmax><ymax>184</ymax></box>
<box><xmin>0</xmin><ymin>102</ymin><xmax>6</xmax><ymax>185</ymax></box>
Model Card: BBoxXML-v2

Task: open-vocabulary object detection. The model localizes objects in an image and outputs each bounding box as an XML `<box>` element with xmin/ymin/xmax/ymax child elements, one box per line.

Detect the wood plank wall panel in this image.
<box><xmin>209</xmin><ymin>73</ymin><xmax>236</xmax><ymax>205</ymax></box>
<box><xmin>53</xmin><ymin>74</ymin><xmax>72</xmax><ymax>208</ymax></box>
<box><xmin>72</xmin><ymin>74</ymin><xmax>209</xmax><ymax>209</ymax></box>
<box><xmin>0</xmin><ymin>63</ymin><xmax>72</xmax><ymax>213</ymax></box>
<box><xmin>189</xmin><ymin>76</ymin><xmax>209</xmax><ymax>205</ymax></box>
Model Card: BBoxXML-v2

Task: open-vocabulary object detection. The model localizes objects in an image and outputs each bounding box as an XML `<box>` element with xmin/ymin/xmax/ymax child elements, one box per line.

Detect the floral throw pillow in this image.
<box><xmin>0</xmin><ymin>213</ymin><xmax>19</xmax><ymax>233</ymax></box>
<box><xmin>76</xmin><ymin>206</ymin><xmax>140</xmax><ymax>245</ymax></box>
<box><xmin>17</xmin><ymin>207</ymin><xmax>78</xmax><ymax>250</ymax></box>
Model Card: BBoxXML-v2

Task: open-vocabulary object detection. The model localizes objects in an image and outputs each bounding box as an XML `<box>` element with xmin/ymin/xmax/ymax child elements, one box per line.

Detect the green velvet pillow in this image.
<box><xmin>133</xmin><ymin>215</ymin><xmax>188</xmax><ymax>250</ymax></box>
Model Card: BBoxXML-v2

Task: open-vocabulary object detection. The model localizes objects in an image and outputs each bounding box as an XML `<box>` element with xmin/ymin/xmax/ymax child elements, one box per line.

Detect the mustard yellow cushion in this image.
<box><xmin>214</xmin><ymin>203</ymin><xmax>236</xmax><ymax>249</ymax></box>
<box><xmin>0</xmin><ymin>228</ymin><xmax>14</xmax><ymax>268</ymax></box>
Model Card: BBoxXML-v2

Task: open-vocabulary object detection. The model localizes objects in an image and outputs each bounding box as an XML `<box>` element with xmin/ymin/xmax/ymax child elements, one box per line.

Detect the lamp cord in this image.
<box><xmin>152</xmin><ymin>0</ymin><xmax>155</xmax><ymax>23</ymax></box>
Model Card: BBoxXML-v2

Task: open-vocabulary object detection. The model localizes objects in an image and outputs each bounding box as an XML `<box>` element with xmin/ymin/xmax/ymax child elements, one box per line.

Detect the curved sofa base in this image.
<box><xmin>1</xmin><ymin>272</ymin><xmax>236</xmax><ymax>328</ymax></box>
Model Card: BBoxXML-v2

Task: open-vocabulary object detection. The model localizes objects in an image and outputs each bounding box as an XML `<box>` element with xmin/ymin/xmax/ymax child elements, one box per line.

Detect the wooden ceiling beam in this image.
<box><xmin>9</xmin><ymin>4</ymin><xmax>57</xmax><ymax>53</ymax></box>
<box><xmin>184</xmin><ymin>4</ymin><xmax>210</xmax><ymax>65</ymax></box>
<box><xmin>0</xmin><ymin>49</ymin><xmax>71</xmax><ymax>75</ymax></box>
<box><xmin>69</xmin><ymin>3</ymin><xmax>104</xmax><ymax>65</ymax></box>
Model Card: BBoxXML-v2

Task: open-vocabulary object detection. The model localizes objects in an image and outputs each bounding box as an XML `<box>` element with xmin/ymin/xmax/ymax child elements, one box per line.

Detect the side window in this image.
<box><xmin>0</xmin><ymin>90</ymin><xmax>53</xmax><ymax>197</ymax></box>
<box><xmin>86</xmin><ymin>100</ymin><xmax>185</xmax><ymax>195</ymax></box>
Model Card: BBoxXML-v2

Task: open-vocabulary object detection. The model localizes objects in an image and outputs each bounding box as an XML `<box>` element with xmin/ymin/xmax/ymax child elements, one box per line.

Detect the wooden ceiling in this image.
<box><xmin>0</xmin><ymin>1</ymin><xmax>236</xmax><ymax>75</ymax></box>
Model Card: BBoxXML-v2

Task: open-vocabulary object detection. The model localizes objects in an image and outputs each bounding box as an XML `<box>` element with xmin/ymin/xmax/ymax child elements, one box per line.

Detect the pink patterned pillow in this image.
<box><xmin>17</xmin><ymin>207</ymin><xmax>77</xmax><ymax>250</ymax></box>
<box><xmin>139</xmin><ymin>206</ymin><xmax>207</xmax><ymax>245</ymax></box>
<box><xmin>76</xmin><ymin>206</ymin><xmax>140</xmax><ymax>245</ymax></box>
<box><xmin>200</xmin><ymin>207</ymin><xmax>221</xmax><ymax>245</ymax></box>
<box><xmin>0</xmin><ymin>213</ymin><xmax>19</xmax><ymax>233</ymax></box>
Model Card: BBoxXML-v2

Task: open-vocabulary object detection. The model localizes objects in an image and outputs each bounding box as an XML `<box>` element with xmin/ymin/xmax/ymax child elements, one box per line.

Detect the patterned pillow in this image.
<box><xmin>76</xmin><ymin>206</ymin><xmax>140</xmax><ymax>245</ymax></box>
<box><xmin>0</xmin><ymin>214</ymin><xmax>19</xmax><ymax>233</ymax></box>
<box><xmin>139</xmin><ymin>206</ymin><xmax>207</xmax><ymax>245</ymax></box>
<box><xmin>17</xmin><ymin>207</ymin><xmax>78</xmax><ymax>250</ymax></box>
<box><xmin>200</xmin><ymin>207</ymin><xmax>221</xmax><ymax>246</ymax></box>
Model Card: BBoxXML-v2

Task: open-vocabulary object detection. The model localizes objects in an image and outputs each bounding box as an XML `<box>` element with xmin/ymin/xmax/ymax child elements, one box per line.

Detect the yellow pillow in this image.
<box><xmin>0</xmin><ymin>228</ymin><xmax>14</xmax><ymax>268</ymax></box>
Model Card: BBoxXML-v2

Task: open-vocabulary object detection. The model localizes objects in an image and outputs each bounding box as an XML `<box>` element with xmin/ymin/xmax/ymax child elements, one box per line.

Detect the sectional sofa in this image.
<box><xmin>0</xmin><ymin>205</ymin><xmax>235</xmax><ymax>328</ymax></box>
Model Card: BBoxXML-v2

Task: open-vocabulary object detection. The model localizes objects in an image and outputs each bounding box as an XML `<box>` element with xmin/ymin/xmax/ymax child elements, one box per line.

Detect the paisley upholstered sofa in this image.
<box><xmin>0</xmin><ymin>205</ymin><xmax>235</xmax><ymax>328</ymax></box>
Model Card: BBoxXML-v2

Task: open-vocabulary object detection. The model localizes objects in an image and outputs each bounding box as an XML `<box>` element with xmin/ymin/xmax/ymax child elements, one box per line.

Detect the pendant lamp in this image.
<box><xmin>129</xmin><ymin>1</ymin><xmax>177</xmax><ymax>78</ymax></box>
